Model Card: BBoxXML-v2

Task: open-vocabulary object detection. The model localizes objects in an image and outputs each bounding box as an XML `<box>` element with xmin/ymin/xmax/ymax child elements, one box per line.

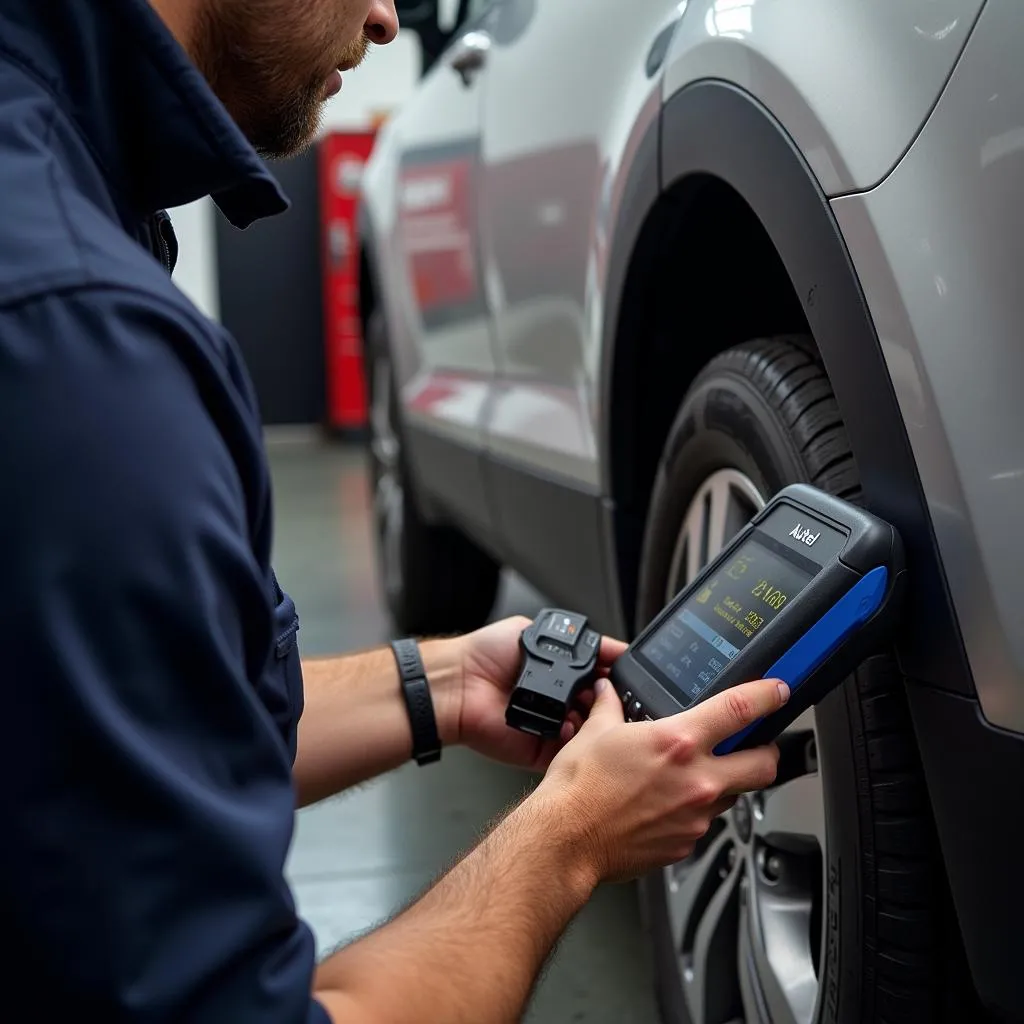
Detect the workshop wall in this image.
<box><xmin>169</xmin><ymin>33</ymin><xmax>422</xmax><ymax>424</ymax></box>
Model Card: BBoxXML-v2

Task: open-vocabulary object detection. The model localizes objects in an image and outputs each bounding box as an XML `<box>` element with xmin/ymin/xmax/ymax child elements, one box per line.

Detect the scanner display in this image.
<box><xmin>636</xmin><ymin>534</ymin><xmax>816</xmax><ymax>706</ymax></box>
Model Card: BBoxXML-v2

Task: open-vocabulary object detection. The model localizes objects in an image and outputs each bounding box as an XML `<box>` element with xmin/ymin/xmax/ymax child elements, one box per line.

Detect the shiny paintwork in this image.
<box><xmin>361</xmin><ymin>0</ymin><xmax>1022</xmax><ymax>731</ymax></box>
<box><xmin>364</xmin><ymin>0</ymin><xmax>984</xmax><ymax>496</ymax></box>
<box><xmin>832</xmin><ymin>0</ymin><xmax>1024</xmax><ymax>732</ymax></box>
<box><xmin>475</xmin><ymin>0</ymin><xmax>673</xmax><ymax>487</ymax></box>
<box><xmin>663</xmin><ymin>0</ymin><xmax>985</xmax><ymax>195</ymax></box>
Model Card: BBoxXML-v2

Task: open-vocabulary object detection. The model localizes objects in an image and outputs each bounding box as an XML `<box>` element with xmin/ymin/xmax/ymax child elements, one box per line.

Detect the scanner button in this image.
<box><xmin>621</xmin><ymin>690</ymin><xmax>633</xmax><ymax>707</ymax></box>
<box><xmin>629</xmin><ymin>700</ymin><xmax>645</xmax><ymax>722</ymax></box>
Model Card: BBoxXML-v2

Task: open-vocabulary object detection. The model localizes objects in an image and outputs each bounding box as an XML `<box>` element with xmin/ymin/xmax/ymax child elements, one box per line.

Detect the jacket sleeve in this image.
<box><xmin>0</xmin><ymin>288</ymin><xmax>330</xmax><ymax>1023</ymax></box>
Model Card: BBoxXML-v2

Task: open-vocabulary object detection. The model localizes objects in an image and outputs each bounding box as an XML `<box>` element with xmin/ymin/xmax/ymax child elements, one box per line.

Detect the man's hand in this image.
<box><xmin>530</xmin><ymin>675</ymin><xmax>787</xmax><ymax>881</ymax></box>
<box><xmin>452</xmin><ymin>615</ymin><xmax>627</xmax><ymax>772</ymax></box>
<box><xmin>312</xmin><ymin>666</ymin><xmax>785</xmax><ymax>1024</ymax></box>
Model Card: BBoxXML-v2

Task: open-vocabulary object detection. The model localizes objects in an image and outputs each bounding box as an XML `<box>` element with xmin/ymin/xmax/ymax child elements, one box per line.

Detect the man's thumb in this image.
<box><xmin>581</xmin><ymin>678</ymin><xmax>625</xmax><ymax>734</ymax></box>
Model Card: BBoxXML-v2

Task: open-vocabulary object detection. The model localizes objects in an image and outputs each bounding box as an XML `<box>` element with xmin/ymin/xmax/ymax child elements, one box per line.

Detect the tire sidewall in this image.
<box><xmin>636</xmin><ymin>369</ymin><xmax>863</xmax><ymax>1024</ymax></box>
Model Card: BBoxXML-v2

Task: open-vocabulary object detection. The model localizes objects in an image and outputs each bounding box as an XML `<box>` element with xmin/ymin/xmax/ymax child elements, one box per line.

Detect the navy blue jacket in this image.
<box><xmin>0</xmin><ymin>1</ymin><xmax>329</xmax><ymax>1019</ymax></box>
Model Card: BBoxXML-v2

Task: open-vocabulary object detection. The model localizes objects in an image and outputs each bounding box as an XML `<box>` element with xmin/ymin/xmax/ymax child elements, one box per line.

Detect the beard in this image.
<box><xmin>191</xmin><ymin>0</ymin><xmax>369</xmax><ymax>160</ymax></box>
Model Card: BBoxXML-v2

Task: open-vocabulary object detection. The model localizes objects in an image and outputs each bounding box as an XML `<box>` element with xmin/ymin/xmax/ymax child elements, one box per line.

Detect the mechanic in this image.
<box><xmin>0</xmin><ymin>0</ymin><xmax>786</xmax><ymax>1019</ymax></box>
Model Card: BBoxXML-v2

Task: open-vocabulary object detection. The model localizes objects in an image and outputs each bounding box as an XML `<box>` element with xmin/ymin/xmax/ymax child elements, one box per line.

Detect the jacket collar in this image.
<box><xmin>0</xmin><ymin>0</ymin><xmax>289</xmax><ymax>228</ymax></box>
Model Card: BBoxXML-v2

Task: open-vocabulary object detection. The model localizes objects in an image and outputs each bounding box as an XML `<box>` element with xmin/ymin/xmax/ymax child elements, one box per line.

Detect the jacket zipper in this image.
<box><xmin>157</xmin><ymin>231</ymin><xmax>172</xmax><ymax>274</ymax></box>
<box><xmin>154</xmin><ymin>217</ymin><xmax>173</xmax><ymax>274</ymax></box>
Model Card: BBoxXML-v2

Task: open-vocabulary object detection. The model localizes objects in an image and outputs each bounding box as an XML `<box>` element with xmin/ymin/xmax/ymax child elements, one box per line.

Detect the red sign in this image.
<box><xmin>319</xmin><ymin>130</ymin><xmax>377</xmax><ymax>432</ymax></box>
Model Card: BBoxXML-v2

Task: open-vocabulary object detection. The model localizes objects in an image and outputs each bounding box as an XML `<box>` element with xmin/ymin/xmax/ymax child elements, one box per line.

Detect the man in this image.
<box><xmin>0</xmin><ymin>0</ymin><xmax>785</xmax><ymax>1019</ymax></box>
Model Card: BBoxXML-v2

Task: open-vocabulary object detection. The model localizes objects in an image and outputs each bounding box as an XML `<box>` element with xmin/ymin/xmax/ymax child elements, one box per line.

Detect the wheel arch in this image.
<box><xmin>598</xmin><ymin>80</ymin><xmax>972</xmax><ymax>698</ymax></box>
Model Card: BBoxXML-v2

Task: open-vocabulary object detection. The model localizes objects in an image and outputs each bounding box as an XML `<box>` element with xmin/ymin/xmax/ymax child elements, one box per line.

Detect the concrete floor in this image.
<box><xmin>268</xmin><ymin>435</ymin><xmax>660</xmax><ymax>1023</ymax></box>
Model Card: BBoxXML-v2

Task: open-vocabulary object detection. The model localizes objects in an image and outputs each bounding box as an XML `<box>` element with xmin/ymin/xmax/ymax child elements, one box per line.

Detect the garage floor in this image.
<box><xmin>269</xmin><ymin>436</ymin><xmax>660</xmax><ymax>1023</ymax></box>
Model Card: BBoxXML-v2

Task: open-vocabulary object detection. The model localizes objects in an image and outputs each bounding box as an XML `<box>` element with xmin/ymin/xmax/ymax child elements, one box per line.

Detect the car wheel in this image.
<box><xmin>365</xmin><ymin>309</ymin><xmax>500</xmax><ymax>635</ymax></box>
<box><xmin>636</xmin><ymin>337</ymin><xmax>950</xmax><ymax>1024</ymax></box>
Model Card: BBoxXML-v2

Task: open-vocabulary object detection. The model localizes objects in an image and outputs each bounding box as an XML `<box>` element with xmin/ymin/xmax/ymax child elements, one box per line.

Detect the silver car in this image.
<box><xmin>357</xmin><ymin>1</ymin><xmax>1023</xmax><ymax>1020</ymax></box>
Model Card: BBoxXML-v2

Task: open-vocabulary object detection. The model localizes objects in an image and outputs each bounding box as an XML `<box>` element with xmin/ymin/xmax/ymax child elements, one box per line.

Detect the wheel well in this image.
<box><xmin>609</xmin><ymin>174</ymin><xmax>808</xmax><ymax>630</ymax></box>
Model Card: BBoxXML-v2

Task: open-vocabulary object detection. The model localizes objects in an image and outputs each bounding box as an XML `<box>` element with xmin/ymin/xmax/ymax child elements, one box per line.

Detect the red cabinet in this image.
<box><xmin>319</xmin><ymin>130</ymin><xmax>377</xmax><ymax>433</ymax></box>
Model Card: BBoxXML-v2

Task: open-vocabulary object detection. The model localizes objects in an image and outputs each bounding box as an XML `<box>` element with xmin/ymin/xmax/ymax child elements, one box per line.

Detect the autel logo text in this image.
<box><xmin>789</xmin><ymin>523</ymin><xmax>820</xmax><ymax>546</ymax></box>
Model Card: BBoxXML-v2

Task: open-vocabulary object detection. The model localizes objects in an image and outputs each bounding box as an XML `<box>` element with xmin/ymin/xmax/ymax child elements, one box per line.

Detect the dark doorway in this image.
<box><xmin>215</xmin><ymin>148</ymin><xmax>325</xmax><ymax>426</ymax></box>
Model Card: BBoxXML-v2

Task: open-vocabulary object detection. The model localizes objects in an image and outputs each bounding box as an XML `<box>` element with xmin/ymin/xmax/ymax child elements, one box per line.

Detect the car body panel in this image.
<box><xmin>360</xmin><ymin>16</ymin><xmax>500</xmax><ymax>532</ymax></box>
<box><xmin>663</xmin><ymin>0</ymin><xmax>986</xmax><ymax>196</ymax></box>
<box><xmin>831</xmin><ymin>0</ymin><xmax>1024</xmax><ymax>734</ymax></box>
<box><xmin>477</xmin><ymin>0</ymin><xmax>677</xmax><ymax>488</ymax></box>
<box><xmin>360</xmin><ymin>32</ymin><xmax>494</xmax><ymax>428</ymax></box>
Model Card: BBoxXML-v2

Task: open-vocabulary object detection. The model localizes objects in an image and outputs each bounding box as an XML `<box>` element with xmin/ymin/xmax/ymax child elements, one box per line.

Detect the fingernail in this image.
<box><xmin>776</xmin><ymin>681</ymin><xmax>790</xmax><ymax>704</ymax></box>
<box><xmin>595</xmin><ymin>678</ymin><xmax>608</xmax><ymax>696</ymax></box>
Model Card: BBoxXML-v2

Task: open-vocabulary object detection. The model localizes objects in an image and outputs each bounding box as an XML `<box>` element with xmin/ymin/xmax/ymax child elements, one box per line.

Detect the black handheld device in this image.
<box><xmin>611</xmin><ymin>483</ymin><xmax>906</xmax><ymax>752</ymax></box>
<box><xmin>505</xmin><ymin>608</ymin><xmax>602</xmax><ymax>739</ymax></box>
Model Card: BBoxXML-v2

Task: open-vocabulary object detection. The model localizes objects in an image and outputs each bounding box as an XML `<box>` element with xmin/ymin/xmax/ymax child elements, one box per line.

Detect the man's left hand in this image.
<box><xmin>450</xmin><ymin>615</ymin><xmax>627</xmax><ymax>772</ymax></box>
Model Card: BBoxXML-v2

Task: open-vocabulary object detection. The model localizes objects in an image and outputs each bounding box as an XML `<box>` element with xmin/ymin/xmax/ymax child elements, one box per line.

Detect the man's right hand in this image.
<box><xmin>311</xmin><ymin>673</ymin><xmax>787</xmax><ymax>1024</ymax></box>
<box><xmin>531</xmin><ymin>677</ymin><xmax>788</xmax><ymax>883</ymax></box>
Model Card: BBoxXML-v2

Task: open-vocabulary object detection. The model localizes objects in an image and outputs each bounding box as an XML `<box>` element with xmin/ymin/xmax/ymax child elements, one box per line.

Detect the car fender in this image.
<box><xmin>599</xmin><ymin>80</ymin><xmax>971</xmax><ymax>699</ymax></box>
<box><xmin>662</xmin><ymin>0</ymin><xmax>986</xmax><ymax>196</ymax></box>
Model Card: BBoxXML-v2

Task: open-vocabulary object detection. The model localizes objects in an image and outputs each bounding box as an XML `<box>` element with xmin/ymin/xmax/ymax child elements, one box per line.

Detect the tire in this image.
<box><xmin>636</xmin><ymin>337</ymin><xmax>958</xmax><ymax>1024</ymax></box>
<box><xmin>365</xmin><ymin>309</ymin><xmax>500</xmax><ymax>636</ymax></box>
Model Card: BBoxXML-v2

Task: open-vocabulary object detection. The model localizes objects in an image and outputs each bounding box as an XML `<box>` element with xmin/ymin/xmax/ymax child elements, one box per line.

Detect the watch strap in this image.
<box><xmin>391</xmin><ymin>638</ymin><xmax>442</xmax><ymax>766</ymax></box>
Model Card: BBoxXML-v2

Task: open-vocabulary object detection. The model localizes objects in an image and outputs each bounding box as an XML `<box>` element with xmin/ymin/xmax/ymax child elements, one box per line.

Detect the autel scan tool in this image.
<box><xmin>505</xmin><ymin>485</ymin><xmax>905</xmax><ymax>752</ymax></box>
<box><xmin>612</xmin><ymin>484</ymin><xmax>905</xmax><ymax>752</ymax></box>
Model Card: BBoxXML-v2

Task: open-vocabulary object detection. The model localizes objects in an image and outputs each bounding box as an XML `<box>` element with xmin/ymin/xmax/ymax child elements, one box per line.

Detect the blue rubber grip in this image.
<box><xmin>714</xmin><ymin>565</ymin><xmax>890</xmax><ymax>755</ymax></box>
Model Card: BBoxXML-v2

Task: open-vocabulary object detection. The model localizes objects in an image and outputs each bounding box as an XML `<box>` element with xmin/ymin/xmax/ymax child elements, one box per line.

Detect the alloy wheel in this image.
<box><xmin>664</xmin><ymin>469</ymin><xmax>826</xmax><ymax>1024</ymax></box>
<box><xmin>368</xmin><ymin>352</ymin><xmax>404</xmax><ymax>606</ymax></box>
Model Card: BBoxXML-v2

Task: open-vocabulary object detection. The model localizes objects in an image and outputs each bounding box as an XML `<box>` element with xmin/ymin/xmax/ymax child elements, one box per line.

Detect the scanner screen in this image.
<box><xmin>636</xmin><ymin>534</ymin><xmax>816</xmax><ymax>706</ymax></box>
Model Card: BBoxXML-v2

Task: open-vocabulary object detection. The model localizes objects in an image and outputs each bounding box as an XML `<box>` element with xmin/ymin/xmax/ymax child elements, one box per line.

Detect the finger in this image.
<box><xmin>577</xmin><ymin>677</ymin><xmax>624</xmax><ymax>736</ymax></box>
<box><xmin>560</xmin><ymin>720</ymin><xmax>576</xmax><ymax>743</ymax></box>
<box><xmin>716</xmin><ymin>744</ymin><xmax>781</xmax><ymax>795</ymax></box>
<box><xmin>574</xmin><ymin>689</ymin><xmax>596</xmax><ymax>715</ymax></box>
<box><xmin>686</xmin><ymin>679</ymin><xmax>790</xmax><ymax>747</ymax></box>
<box><xmin>566</xmin><ymin>709</ymin><xmax>584</xmax><ymax>733</ymax></box>
<box><xmin>598</xmin><ymin>635</ymin><xmax>628</xmax><ymax>667</ymax></box>
<box><xmin>708</xmin><ymin>794</ymin><xmax>739</xmax><ymax>818</ymax></box>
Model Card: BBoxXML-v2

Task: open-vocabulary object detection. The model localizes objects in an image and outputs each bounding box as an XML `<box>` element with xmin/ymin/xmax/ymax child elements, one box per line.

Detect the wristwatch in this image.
<box><xmin>390</xmin><ymin>638</ymin><xmax>442</xmax><ymax>766</ymax></box>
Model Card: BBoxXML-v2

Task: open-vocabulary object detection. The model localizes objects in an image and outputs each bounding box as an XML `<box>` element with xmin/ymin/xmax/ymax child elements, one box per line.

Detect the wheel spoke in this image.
<box><xmin>681</xmin><ymin>854</ymin><xmax>743</xmax><ymax>1024</ymax></box>
<box><xmin>370</xmin><ymin>433</ymin><xmax>398</xmax><ymax>470</ymax></box>
<box><xmin>374</xmin><ymin>473</ymin><xmax>404</xmax><ymax>599</ymax></box>
<box><xmin>685</xmin><ymin>509</ymin><xmax>704</xmax><ymax>586</ymax></box>
<box><xmin>369</xmin><ymin>357</ymin><xmax>399</xmax><ymax>471</ymax></box>
<box><xmin>753</xmin><ymin>774</ymin><xmax>825</xmax><ymax>853</ymax></box>
<box><xmin>706</xmin><ymin>475</ymin><xmax>734</xmax><ymax>561</ymax></box>
<box><xmin>741</xmin><ymin>864</ymin><xmax>818</xmax><ymax>1024</ymax></box>
<box><xmin>667</xmin><ymin>827</ymin><xmax>732</xmax><ymax>946</ymax></box>
<box><xmin>782</xmin><ymin>708</ymin><xmax>816</xmax><ymax>736</ymax></box>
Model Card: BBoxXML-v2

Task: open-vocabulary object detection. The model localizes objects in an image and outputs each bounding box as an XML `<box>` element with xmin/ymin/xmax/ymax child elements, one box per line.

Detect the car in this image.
<box><xmin>356</xmin><ymin>1</ymin><xmax>1024</xmax><ymax>1021</ymax></box>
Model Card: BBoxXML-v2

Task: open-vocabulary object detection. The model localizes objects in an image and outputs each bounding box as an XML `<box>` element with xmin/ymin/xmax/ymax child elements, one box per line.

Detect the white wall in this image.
<box><xmin>320</xmin><ymin>31</ymin><xmax>421</xmax><ymax>132</ymax></box>
<box><xmin>169</xmin><ymin>197</ymin><xmax>221</xmax><ymax>321</ymax></box>
<box><xmin>169</xmin><ymin>33</ymin><xmax>423</xmax><ymax>322</ymax></box>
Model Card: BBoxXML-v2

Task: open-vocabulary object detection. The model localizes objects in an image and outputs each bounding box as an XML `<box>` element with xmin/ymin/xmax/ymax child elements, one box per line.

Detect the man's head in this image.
<box><xmin>152</xmin><ymin>0</ymin><xmax>399</xmax><ymax>159</ymax></box>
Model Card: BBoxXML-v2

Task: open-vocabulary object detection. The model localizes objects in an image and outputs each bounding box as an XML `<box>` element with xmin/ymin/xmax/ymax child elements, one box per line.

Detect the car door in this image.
<box><xmin>473</xmin><ymin>0</ymin><xmax>674</xmax><ymax>590</ymax></box>
<box><xmin>476</xmin><ymin>0</ymin><xmax>672</xmax><ymax>483</ymax></box>
<box><xmin>381</xmin><ymin>0</ymin><xmax>504</xmax><ymax>537</ymax></box>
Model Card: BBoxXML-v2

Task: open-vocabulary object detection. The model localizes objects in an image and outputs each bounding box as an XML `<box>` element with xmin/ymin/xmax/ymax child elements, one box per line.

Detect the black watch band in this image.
<box><xmin>390</xmin><ymin>638</ymin><xmax>442</xmax><ymax>766</ymax></box>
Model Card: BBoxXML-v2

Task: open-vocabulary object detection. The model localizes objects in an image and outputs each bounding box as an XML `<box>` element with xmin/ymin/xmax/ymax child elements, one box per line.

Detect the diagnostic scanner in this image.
<box><xmin>611</xmin><ymin>484</ymin><xmax>906</xmax><ymax>752</ymax></box>
<box><xmin>505</xmin><ymin>609</ymin><xmax>601</xmax><ymax>738</ymax></box>
<box><xmin>503</xmin><ymin>484</ymin><xmax>905</xmax><ymax>753</ymax></box>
